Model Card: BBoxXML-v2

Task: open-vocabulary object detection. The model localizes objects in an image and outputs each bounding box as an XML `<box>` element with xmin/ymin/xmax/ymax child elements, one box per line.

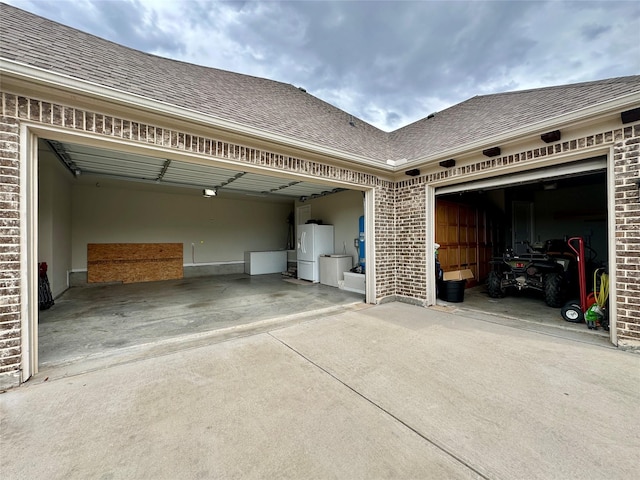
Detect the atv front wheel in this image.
<box><xmin>544</xmin><ymin>272</ymin><xmax>566</xmax><ymax>308</ymax></box>
<box><xmin>487</xmin><ymin>271</ymin><xmax>505</xmax><ymax>298</ymax></box>
<box><xmin>561</xmin><ymin>300</ymin><xmax>584</xmax><ymax>323</ymax></box>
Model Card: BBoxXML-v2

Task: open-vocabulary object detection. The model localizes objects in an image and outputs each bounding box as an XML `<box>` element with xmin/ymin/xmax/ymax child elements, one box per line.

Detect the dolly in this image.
<box><xmin>560</xmin><ymin>237</ymin><xmax>588</xmax><ymax>323</ymax></box>
<box><xmin>560</xmin><ymin>237</ymin><xmax>609</xmax><ymax>330</ymax></box>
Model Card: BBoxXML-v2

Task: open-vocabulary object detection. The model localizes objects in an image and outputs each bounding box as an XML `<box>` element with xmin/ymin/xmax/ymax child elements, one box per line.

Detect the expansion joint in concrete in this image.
<box><xmin>267</xmin><ymin>332</ymin><xmax>491</xmax><ymax>480</ymax></box>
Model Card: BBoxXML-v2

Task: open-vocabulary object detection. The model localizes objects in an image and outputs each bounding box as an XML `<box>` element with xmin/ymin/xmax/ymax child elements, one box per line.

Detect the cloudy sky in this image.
<box><xmin>5</xmin><ymin>0</ymin><xmax>640</xmax><ymax>131</ymax></box>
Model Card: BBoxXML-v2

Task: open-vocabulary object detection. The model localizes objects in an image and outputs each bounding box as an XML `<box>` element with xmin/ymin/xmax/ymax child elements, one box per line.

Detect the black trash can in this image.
<box><xmin>439</xmin><ymin>279</ymin><xmax>466</xmax><ymax>302</ymax></box>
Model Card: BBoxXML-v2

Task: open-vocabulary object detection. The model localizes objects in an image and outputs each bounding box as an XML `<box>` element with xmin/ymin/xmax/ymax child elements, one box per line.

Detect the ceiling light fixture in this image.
<box><xmin>203</xmin><ymin>188</ymin><xmax>216</xmax><ymax>197</ymax></box>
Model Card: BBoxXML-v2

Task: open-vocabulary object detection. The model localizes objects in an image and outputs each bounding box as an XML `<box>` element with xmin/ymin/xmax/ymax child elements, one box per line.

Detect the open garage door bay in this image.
<box><xmin>434</xmin><ymin>157</ymin><xmax>611</xmax><ymax>340</ymax></box>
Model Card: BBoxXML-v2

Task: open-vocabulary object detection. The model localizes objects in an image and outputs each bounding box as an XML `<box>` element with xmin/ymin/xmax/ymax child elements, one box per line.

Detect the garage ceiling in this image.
<box><xmin>45</xmin><ymin>140</ymin><xmax>345</xmax><ymax>201</ymax></box>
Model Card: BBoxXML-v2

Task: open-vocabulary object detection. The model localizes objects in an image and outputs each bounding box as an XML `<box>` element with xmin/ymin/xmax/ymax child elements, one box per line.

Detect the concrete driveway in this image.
<box><xmin>1</xmin><ymin>303</ymin><xmax>638</xmax><ymax>479</ymax></box>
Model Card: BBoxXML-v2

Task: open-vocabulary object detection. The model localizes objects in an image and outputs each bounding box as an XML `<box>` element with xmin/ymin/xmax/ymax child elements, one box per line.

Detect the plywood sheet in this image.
<box><xmin>87</xmin><ymin>243</ymin><xmax>183</xmax><ymax>284</ymax></box>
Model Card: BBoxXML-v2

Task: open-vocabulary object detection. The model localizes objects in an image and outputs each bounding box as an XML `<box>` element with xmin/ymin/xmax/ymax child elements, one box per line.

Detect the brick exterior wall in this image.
<box><xmin>0</xmin><ymin>116</ymin><xmax>21</xmax><ymax>389</ymax></box>
<box><xmin>394</xmin><ymin>124</ymin><xmax>640</xmax><ymax>333</ymax></box>
<box><xmin>0</xmin><ymin>88</ymin><xmax>638</xmax><ymax>387</ymax></box>
<box><xmin>614</xmin><ymin>125</ymin><xmax>640</xmax><ymax>345</ymax></box>
<box><xmin>374</xmin><ymin>182</ymin><xmax>396</xmax><ymax>300</ymax></box>
<box><xmin>395</xmin><ymin>182</ymin><xmax>427</xmax><ymax>302</ymax></box>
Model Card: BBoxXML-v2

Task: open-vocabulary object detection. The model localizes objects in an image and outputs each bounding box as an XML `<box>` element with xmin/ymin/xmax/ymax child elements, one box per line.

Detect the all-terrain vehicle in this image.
<box><xmin>487</xmin><ymin>239</ymin><xmax>577</xmax><ymax>308</ymax></box>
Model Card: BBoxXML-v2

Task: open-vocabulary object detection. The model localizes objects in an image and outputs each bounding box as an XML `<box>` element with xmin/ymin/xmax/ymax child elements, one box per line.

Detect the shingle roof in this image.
<box><xmin>1</xmin><ymin>4</ymin><xmax>639</xmax><ymax>166</ymax></box>
<box><xmin>0</xmin><ymin>4</ymin><xmax>390</xmax><ymax>162</ymax></box>
<box><xmin>390</xmin><ymin>76</ymin><xmax>640</xmax><ymax>160</ymax></box>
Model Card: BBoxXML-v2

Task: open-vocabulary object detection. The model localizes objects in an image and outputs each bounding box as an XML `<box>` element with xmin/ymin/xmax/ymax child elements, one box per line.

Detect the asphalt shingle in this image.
<box><xmin>1</xmin><ymin>4</ymin><xmax>639</xmax><ymax>165</ymax></box>
<box><xmin>390</xmin><ymin>77</ymin><xmax>640</xmax><ymax>160</ymax></box>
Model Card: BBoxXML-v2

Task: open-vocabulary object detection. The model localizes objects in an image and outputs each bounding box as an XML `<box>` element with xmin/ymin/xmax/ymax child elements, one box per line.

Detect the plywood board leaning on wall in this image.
<box><xmin>87</xmin><ymin>243</ymin><xmax>183</xmax><ymax>284</ymax></box>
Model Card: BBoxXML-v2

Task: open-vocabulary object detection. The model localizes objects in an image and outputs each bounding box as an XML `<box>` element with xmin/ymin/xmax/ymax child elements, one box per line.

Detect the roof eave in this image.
<box><xmin>0</xmin><ymin>59</ymin><xmax>393</xmax><ymax>172</ymax></box>
<box><xmin>403</xmin><ymin>90</ymin><xmax>640</xmax><ymax>169</ymax></box>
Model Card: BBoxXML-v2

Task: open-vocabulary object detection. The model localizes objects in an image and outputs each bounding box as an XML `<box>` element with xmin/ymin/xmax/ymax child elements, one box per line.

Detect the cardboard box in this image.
<box><xmin>442</xmin><ymin>269</ymin><xmax>474</xmax><ymax>281</ymax></box>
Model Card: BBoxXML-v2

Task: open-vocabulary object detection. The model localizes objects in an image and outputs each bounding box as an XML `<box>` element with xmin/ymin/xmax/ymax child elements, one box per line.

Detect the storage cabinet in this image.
<box><xmin>244</xmin><ymin>251</ymin><xmax>287</xmax><ymax>275</ymax></box>
<box><xmin>319</xmin><ymin>255</ymin><xmax>353</xmax><ymax>287</ymax></box>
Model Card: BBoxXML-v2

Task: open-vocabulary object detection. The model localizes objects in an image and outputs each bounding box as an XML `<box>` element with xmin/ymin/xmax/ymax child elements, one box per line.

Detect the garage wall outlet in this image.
<box><xmin>354</xmin><ymin>238</ymin><xmax>359</xmax><ymax>248</ymax></box>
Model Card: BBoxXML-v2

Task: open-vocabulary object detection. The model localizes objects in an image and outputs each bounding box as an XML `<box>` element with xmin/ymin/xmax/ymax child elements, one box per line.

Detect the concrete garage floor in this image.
<box><xmin>38</xmin><ymin>273</ymin><xmax>365</xmax><ymax>370</ymax></box>
<box><xmin>39</xmin><ymin>276</ymin><xmax>610</xmax><ymax>378</ymax></box>
<box><xmin>3</xmin><ymin>302</ymin><xmax>638</xmax><ymax>479</ymax></box>
<box><xmin>439</xmin><ymin>284</ymin><xmax>611</xmax><ymax>342</ymax></box>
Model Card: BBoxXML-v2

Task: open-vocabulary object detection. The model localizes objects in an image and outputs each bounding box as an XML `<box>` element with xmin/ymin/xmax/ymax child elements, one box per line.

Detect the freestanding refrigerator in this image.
<box><xmin>297</xmin><ymin>224</ymin><xmax>334</xmax><ymax>282</ymax></box>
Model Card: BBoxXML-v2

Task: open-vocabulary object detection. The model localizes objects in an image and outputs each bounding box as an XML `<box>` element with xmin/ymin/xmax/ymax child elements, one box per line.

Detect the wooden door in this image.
<box><xmin>436</xmin><ymin>200</ymin><xmax>460</xmax><ymax>273</ymax></box>
<box><xmin>436</xmin><ymin>199</ymin><xmax>492</xmax><ymax>287</ymax></box>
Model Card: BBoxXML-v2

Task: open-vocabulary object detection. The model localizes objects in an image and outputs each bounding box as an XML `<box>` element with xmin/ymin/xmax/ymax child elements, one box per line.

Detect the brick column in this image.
<box><xmin>0</xmin><ymin>116</ymin><xmax>21</xmax><ymax>389</ymax></box>
<box><xmin>614</xmin><ymin>124</ymin><xmax>640</xmax><ymax>347</ymax></box>
<box><xmin>395</xmin><ymin>181</ymin><xmax>427</xmax><ymax>304</ymax></box>
<box><xmin>374</xmin><ymin>182</ymin><xmax>397</xmax><ymax>301</ymax></box>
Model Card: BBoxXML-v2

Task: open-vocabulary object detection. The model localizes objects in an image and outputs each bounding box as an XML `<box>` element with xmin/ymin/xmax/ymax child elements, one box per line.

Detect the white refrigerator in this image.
<box><xmin>297</xmin><ymin>224</ymin><xmax>334</xmax><ymax>282</ymax></box>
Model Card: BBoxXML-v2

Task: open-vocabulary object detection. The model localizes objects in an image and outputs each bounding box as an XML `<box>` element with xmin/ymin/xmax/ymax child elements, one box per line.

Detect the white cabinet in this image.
<box><xmin>244</xmin><ymin>251</ymin><xmax>287</xmax><ymax>275</ymax></box>
<box><xmin>343</xmin><ymin>272</ymin><xmax>366</xmax><ymax>294</ymax></box>
<box><xmin>319</xmin><ymin>255</ymin><xmax>353</xmax><ymax>287</ymax></box>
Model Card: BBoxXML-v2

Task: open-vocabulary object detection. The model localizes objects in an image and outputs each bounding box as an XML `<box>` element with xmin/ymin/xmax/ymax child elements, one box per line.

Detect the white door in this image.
<box><xmin>297</xmin><ymin>205</ymin><xmax>311</xmax><ymax>227</ymax></box>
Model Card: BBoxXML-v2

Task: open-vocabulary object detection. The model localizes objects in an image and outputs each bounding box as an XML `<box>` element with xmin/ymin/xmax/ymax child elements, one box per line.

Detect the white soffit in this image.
<box><xmin>435</xmin><ymin>157</ymin><xmax>607</xmax><ymax>195</ymax></box>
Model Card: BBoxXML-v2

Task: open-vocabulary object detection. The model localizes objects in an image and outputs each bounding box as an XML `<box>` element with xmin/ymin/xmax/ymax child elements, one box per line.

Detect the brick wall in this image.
<box><xmin>0</xmin><ymin>116</ymin><xmax>21</xmax><ymax>389</ymax></box>
<box><xmin>393</xmin><ymin>123</ymin><xmax>640</xmax><ymax>343</ymax></box>
<box><xmin>395</xmin><ymin>182</ymin><xmax>427</xmax><ymax>302</ymax></box>
<box><xmin>374</xmin><ymin>182</ymin><xmax>396</xmax><ymax>301</ymax></box>
<box><xmin>614</xmin><ymin>125</ymin><xmax>640</xmax><ymax>345</ymax></box>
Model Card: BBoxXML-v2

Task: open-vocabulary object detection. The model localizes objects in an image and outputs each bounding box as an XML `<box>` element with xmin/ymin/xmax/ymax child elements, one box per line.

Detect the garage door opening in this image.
<box><xmin>433</xmin><ymin>157</ymin><xmax>611</xmax><ymax>339</ymax></box>
<box><xmin>36</xmin><ymin>136</ymin><xmax>371</xmax><ymax>372</ymax></box>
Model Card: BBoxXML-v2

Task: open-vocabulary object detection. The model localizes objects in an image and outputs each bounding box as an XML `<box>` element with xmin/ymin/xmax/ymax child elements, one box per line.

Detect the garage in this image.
<box><xmin>433</xmin><ymin>156</ymin><xmax>611</xmax><ymax>338</ymax></box>
<box><xmin>2</xmin><ymin>5</ymin><xmax>639</xmax><ymax>390</ymax></box>
<box><xmin>37</xmin><ymin>136</ymin><xmax>369</xmax><ymax>370</ymax></box>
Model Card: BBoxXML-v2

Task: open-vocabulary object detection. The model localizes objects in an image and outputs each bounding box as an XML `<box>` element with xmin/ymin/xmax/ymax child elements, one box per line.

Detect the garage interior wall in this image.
<box><xmin>296</xmin><ymin>189</ymin><xmax>363</xmax><ymax>263</ymax></box>
<box><xmin>38</xmin><ymin>144</ymin><xmax>72</xmax><ymax>298</ymax></box>
<box><xmin>70</xmin><ymin>183</ymin><xmax>293</xmax><ymax>272</ymax></box>
<box><xmin>39</xmin><ymin>154</ymin><xmax>365</xmax><ymax>295</ymax></box>
<box><xmin>532</xmin><ymin>181</ymin><xmax>607</xmax><ymax>260</ymax></box>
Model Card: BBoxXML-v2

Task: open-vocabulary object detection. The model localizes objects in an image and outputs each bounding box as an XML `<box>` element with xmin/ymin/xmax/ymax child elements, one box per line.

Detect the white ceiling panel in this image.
<box><xmin>46</xmin><ymin>140</ymin><xmax>348</xmax><ymax>200</ymax></box>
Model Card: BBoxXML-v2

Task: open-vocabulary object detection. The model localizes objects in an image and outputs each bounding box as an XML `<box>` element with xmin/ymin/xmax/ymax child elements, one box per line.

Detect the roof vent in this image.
<box><xmin>427</xmin><ymin>112</ymin><xmax>436</xmax><ymax>119</ymax></box>
<box><xmin>298</xmin><ymin>87</ymin><xmax>307</xmax><ymax>93</ymax></box>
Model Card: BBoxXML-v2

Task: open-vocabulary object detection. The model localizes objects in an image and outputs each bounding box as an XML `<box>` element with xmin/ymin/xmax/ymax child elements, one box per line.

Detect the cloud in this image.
<box><xmin>581</xmin><ymin>23</ymin><xmax>612</xmax><ymax>41</ymax></box>
<box><xmin>10</xmin><ymin>0</ymin><xmax>185</xmax><ymax>53</ymax></box>
<box><xmin>5</xmin><ymin>0</ymin><xmax>640</xmax><ymax>131</ymax></box>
